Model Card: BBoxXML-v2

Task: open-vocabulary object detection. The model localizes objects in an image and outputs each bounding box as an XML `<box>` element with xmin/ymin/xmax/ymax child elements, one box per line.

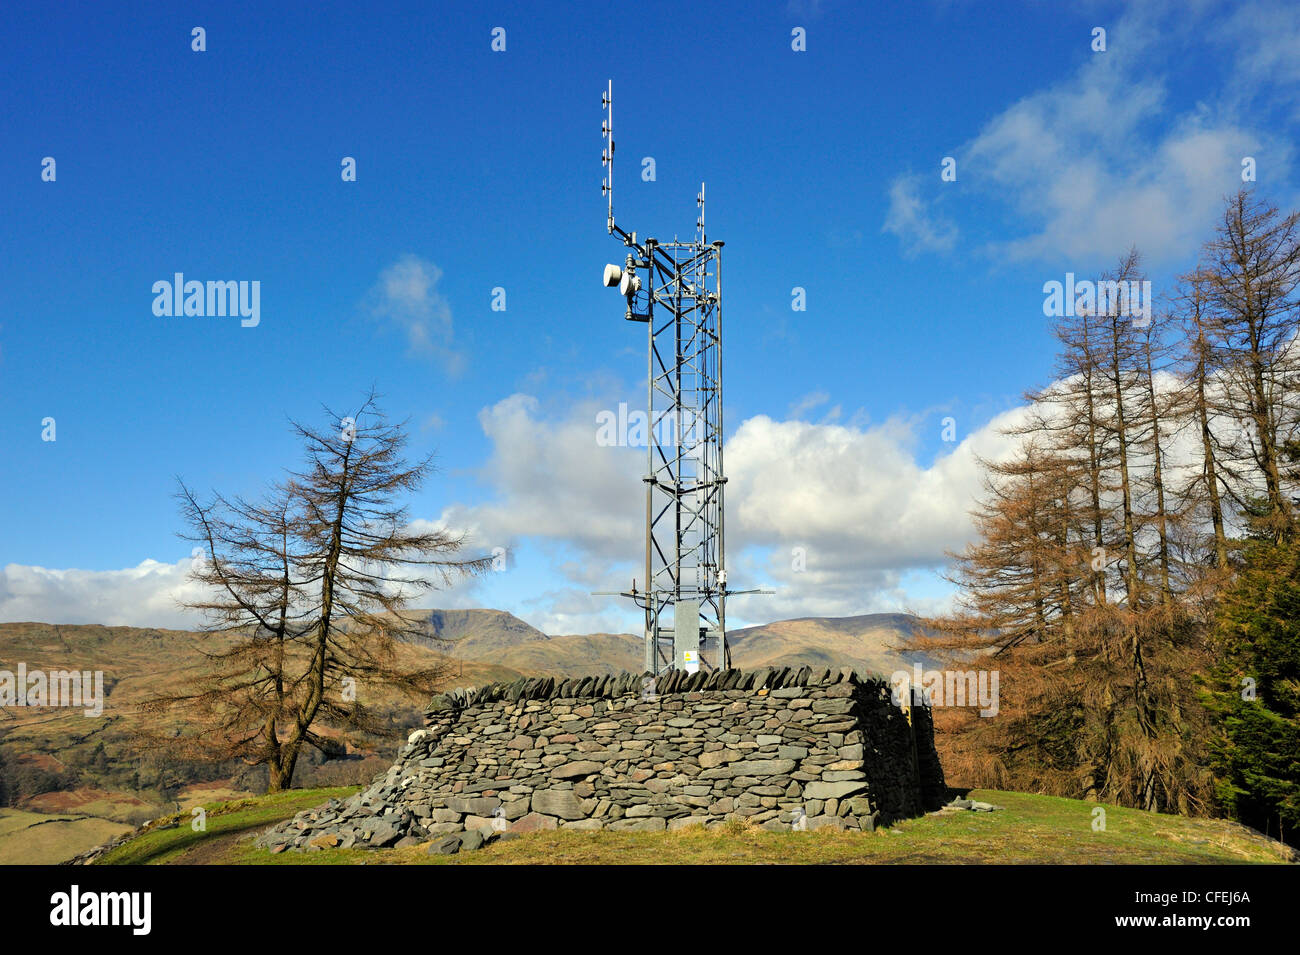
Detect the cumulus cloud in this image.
<box><xmin>726</xmin><ymin>412</ymin><xmax>1013</xmax><ymax>565</ymax></box>
<box><xmin>416</xmin><ymin>394</ymin><xmax>1025</xmax><ymax>625</ymax></box>
<box><xmin>425</xmin><ymin>394</ymin><xmax>644</xmax><ymax>564</ymax></box>
<box><xmin>0</xmin><ymin>557</ymin><xmax>211</xmax><ymax>630</ymax></box>
<box><xmin>18</xmin><ymin>364</ymin><xmax>1239</xmax><ymax>633</ymax></box>
<box><xmin>0</xmin><ymin>393</ymin><xmax>1023</xmax><ymax>632</ymax></box>
<box><xmin>450</xmin><ymin>397</ymin><xmax>1010</xmax><ymax>572</ymax></box>
<box><xmin>365</xmin><ymin>255</ymin><xmax>462</xmax><ymax>372</ymax></box>
<box><xmin>719</xmin><ymin>408</ymin><xmax>1023</xmax><ymax>619</ymax></box>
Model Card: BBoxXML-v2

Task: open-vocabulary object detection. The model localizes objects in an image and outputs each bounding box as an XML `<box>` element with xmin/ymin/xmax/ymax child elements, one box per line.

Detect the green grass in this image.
<box><xmin>90</xmin><ymin>787</ymin><xmax>1295</xmax><ymax>865</ymax></box>
<box><xmin>91</xmin><ymin>787</ymin><xmax>361</xmax><ymax>865</ymax></box>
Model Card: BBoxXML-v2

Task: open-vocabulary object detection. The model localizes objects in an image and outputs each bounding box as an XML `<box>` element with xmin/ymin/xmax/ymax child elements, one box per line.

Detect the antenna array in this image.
<box><xmin>596</xmin><ymin>80</ymin><xmax>764</xmax><ymax>675</ymax></box>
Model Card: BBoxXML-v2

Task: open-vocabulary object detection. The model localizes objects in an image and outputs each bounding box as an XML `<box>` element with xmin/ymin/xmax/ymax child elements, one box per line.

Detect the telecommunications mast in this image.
<box><xmin>596</xmin><ymin>79</ymin><xmax>762</xmax><ymax>676</ymax></box>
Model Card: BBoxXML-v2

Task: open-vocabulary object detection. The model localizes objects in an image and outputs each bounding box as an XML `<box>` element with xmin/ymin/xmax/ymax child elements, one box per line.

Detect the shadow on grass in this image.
<box><xmin>94</xmin><ymin>787</ymin><xmax>360</xmax><ymax>865</ymax></box>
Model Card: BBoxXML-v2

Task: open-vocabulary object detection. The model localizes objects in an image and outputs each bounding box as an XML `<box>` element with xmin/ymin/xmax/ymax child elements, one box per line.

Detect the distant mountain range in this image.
<box><xmin>390</xmin><ymin>607</ymin><xmax>928</xmax><ymax>679</ymax></box>
<box><xmin>391</xmin><ymin>607</ymin><xmax>644</xmax><ymax>679</ymax></box>
<box><xmin>727</xmin><ymin>612</ymin><xmax>929</xmax><ymax>675</ymax></box>
<box><xmin>0</xmin><ymin>610</ymin><xmax>929</xmax><ymax>711</ymax></box>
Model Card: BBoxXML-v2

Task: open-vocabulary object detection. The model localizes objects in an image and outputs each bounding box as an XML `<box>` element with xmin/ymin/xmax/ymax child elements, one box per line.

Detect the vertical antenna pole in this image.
<box><xmin>645</xmin><ymin>234</ymin><xmax>655</xmax><ymax>674</ymax></box>
<box><xmin>602</xmin><ymin>80</ymin><xmax>615</xmax><ymax>234</ymax></box>
<box><xmin>714</xmin><ymin>239</ymin><xmax>727</xmax><ymax>670</ymax></box>
<box><xmin>696</xmin><ymin>182</ymin><xmax>705</xmax><ymax>246</ymax></box>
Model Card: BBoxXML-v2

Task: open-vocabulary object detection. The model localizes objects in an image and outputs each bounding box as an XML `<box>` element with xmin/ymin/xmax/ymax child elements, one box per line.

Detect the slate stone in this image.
<box><xmin>426</xmin><ymin>822</ymin><xmax>465</xmax><ymax>834</ymax></box>
<box><xmin>445</xmin><ymin>796</ymin><xmax>501</xmax><ymax>816</ymax></box>
<box><xmin>728</xmin><ymin>758</ymin><xmax>796</xmax><ymax>776</ymax></box>
<box><xmin>369</xmin><ymin>822</ymin><xmax>402</xmax><ymax>847</ymax></box>
<box><xmin>427</xmin><ymin>836</ymin><xmax>462</xmax><ymax>855</ymax></box>
<box><xmin>607</xmin><ymin>817</ymin><xmax>667</xmax><ymax>832</ymax></box>
<box><xmin>811</xmin><ymin>699</ymin><xmax>856</xmax><ymax>715</ymax></box>
<box><xmin>846</xmin><ymin>796</ymin><xmax>874</xmax><ymax>816</ymax></box>
<box><xmin>531</xmin><ymin>788</ymin><xmax>585</xmax><ymax>819</ymax></box>
<box><xmin>551</xmin><ymin>760</ymin><xmax>603</xmax><ymax>779</ymax></box>
<box><xmin>561</xmin><ymin>818</ymin><xmax>606</xmax><ymax>831</ymax></box>
<box><xmin>806</xmin><ymin>814</ymin><xmax>845</xmax><ymax>831</ymax></box>
<box><xmin>803</xmin><ymin>780</ymin><xmax>868</xmax><ymax>800</ymax></box>
<box><xmin>511</xmin><ymin>812</ymin><xmax>559</xmax><ymax>833</ymax></box>
<box><xmin>698</xmin><ymin>749</ymin><xmax>738</xmax><ymax>769</ymax></box>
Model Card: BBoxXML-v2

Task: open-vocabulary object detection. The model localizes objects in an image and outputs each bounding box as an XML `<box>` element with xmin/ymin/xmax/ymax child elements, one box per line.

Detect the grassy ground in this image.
<box><xmin>89</xmin><ymin>787</ymin><xmax>1295</xmax><ymax>865</ymax></box>
<box><xmin>91</xmin><ymin>788</ymin><xmax>361</xmax><ymax>866</ymax></box>
<box><xmin>0</xmin><ymin>808</ymin><xmax>133</xmax><ymax>865</ymax></box>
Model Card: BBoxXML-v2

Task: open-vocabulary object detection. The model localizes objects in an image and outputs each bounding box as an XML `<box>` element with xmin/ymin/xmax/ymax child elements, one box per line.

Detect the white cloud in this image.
<box><xmin>887</xmin><ymin>0</ymin><xmax>1294</xmax><ymax>267</ymax></box>
<box><xmin>419</xmin><ymin>394</ymin><xmax>1026</xmax><ymax>626</ymax></box>
<box><xmin>0</xmin><ymin>557</ymin><xmax>210</xmax><ymax>630</ymax></box>
<box><xmin>366</xmin><ymin>255</ymin><xmax>462</xmax><ymax>371</ymax></box>
<box><xmin>1217</xmin><ymin>0</ymin><xmax>1300</xmax><ymax>117</ymax></box>
<box><xmin>0</xmin><ymin>394</ymin><xmax>1021</xmax><ymax>633</ymax></box>
<box><xmin>517</xmin><ymin>587</ymin><xmax>636</xmax><ymax>637</ymax></box>
<box><xmin>22</xmin><ymin>369</ymin><xmax>1243</xmax><ymax>635</ymax></box>
<box><xmin>882</xmin><ymin>174</ymin><xmax>958</xmax><ymax>256</ymax></box>
<box><xmin>426</xmin><ymin>394</ymin><xmax>643</xmax><ymax>564</ymax></box>
<box><xmin>35</xmin><ymin>362</ymin><xmax>1228</xmax><ymax>633</ymax></box>
<box><xmin>787</xmin><ymin>390</ymin><xmax>831</xmax><ymax>419</ymax></box>
<box><xmin>725</xmin><ymin>412</ymin><xmax>1011</xmax><ymax>568</ymax></box>
<box><xmin>716</xmin><ymin>408</ymin><xmax>1024</xmax><ymax>619</ymax></box>
<box><xmin>965</xmin><ymin>69</ymin><xmax>1260</xmax><ymax>264</ymax></box>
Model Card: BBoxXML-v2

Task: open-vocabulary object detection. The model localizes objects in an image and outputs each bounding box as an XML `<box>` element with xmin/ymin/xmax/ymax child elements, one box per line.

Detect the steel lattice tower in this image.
<box><xmin>596</xmin><ymin>80</ymin><xmax>759</xmax><ymax>676</ymax></box>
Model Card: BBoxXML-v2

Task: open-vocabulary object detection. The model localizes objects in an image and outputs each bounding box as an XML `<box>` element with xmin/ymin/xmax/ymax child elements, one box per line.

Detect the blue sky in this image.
<box><xmin>2</xmin><ymin>0</ymin><xmax>1298</xmax><ymax>633</ymax></box>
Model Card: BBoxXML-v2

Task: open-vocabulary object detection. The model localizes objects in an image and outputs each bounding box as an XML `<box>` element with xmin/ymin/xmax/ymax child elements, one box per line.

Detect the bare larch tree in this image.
<box><xmin>143</xmin><ymin>394</ymin><xmax>492</xmax><ymax>791</ymax></box>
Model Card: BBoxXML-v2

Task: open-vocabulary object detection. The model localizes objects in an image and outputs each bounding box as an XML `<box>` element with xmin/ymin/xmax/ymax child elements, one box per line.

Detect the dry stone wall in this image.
<box><xmin>257</xmin><ymin>666</ymin><xmax>945</xmax><ymax>852</ymax></box>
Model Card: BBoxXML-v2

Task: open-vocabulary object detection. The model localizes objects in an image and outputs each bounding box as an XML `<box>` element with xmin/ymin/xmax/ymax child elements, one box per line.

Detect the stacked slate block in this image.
<box><xmin>256</xmin><ymin>665</ymin><xmax>945</xmax><ymax>852</ymax></box>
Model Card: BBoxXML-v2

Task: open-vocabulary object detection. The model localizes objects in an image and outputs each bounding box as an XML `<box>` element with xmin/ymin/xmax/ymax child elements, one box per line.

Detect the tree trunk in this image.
<box><xmin>1109</xmin><ymin>315</ymin><xmax>1141</xmax><ymax>604</ymax></box>
<box><xmin>1194</xmin><ymin>336</ymin><xmax>1230</xmax><ymax>569</ymax></box>
<box><xmin>1142</xmin><ymin>335</ymin><xmax>1173</xmax><ymax>602</ymax></box>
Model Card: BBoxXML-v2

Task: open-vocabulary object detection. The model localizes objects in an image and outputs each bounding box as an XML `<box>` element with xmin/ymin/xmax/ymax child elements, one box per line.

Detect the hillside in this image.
<box><xmin>398</xmin><ymin>608</ymin><xmax>930</xmax><ymax>676</ymax></box>
<box><xmin>489</xmin><ymin>632</ymin><xmax>644</xmax><ymax>677</ymax></box>
<box><xmin>0</xmin><ymin>619</ymin><xmax>521</xmax><ymax>864</ymax></box>
<box><xmin>0</xmin><ymin>608</ymin><xmax>928</xmax><ymax>863</ymax></box>
<box><xmin>728</xmin><ymin>613</ymin><xmax>930</xmax><ymax>674</ymax></box>
<box><xmin>391</xmin><ymin>608</ymin><xmax>551</xmax><ymax>659</ymax></box>
<box><xmin>390</xmin><ymin>608</ymin><xmax>930</xmax><ymax>677</ymax></box>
